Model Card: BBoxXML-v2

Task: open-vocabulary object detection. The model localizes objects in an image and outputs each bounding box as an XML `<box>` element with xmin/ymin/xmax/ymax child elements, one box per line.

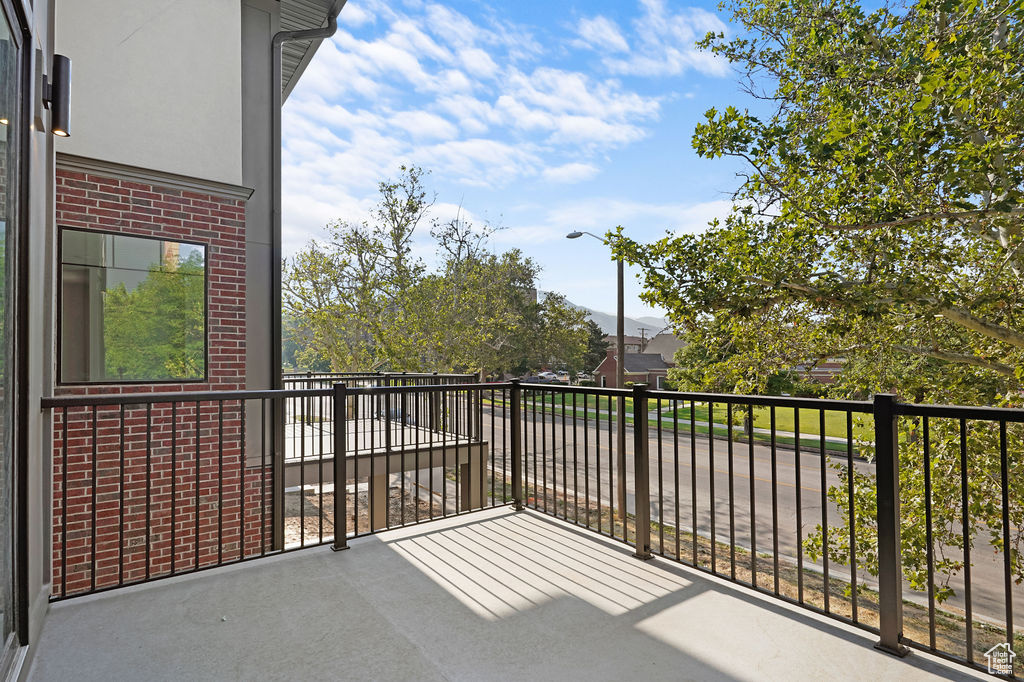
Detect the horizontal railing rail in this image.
<box><xmin>40</xmin><ymin>380</ymin><xmax>1021</xmax><ymax>678</ymax></box>
<box><xmin>43</xmin><ymin>388</ymin><xmax>332</xmax><ymax>407</ymax></box>
<box><xmin>281</xmin><ymin>372</ymin><xmax>477</xmax><ymax>386</ymax></box>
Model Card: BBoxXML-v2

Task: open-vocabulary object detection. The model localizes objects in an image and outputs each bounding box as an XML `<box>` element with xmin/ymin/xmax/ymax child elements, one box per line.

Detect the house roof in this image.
<box><xmin>603</xmin><ymin>335</ymin><xmax>644</xmax><ymax>345</ymax></box>
<box><xmin>643</xmin><ymin>332</ymin><xmax>685</xmax><ymax>361</ymax></box>
<box><xmin>621</xmin><ymin>353</ymin><xmax>672</xmax><ymax>373</ymax></box>
<box><xmin>280</xmin><ymin>0</ymin><xmax>348</xmax><ymax>101</ymax></box>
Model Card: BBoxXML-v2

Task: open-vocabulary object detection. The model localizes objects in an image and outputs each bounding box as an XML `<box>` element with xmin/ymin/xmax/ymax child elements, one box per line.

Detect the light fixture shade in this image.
<box><xmin>51</xmin><ymin>54</ymin><xmax>71</xmax><ymax>137</ymax></box>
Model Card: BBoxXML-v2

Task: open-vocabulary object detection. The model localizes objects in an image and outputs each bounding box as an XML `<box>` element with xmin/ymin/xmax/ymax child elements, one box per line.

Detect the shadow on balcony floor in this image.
<box><xmin>29</xmin><ymin>507</ymin><xmax>982</xmax><ymax>681</ymax></box>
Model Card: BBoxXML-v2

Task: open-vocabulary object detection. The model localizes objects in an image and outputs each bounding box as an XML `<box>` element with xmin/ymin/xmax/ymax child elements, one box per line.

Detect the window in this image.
<box><xmin>59</xmin><ymin>229</ymin><xmax>206</xmax><ymax>383</ymax></box>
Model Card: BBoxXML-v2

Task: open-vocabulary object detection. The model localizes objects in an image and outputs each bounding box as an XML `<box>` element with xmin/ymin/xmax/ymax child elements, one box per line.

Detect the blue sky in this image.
<box><xmin>282</xmin><ymin>0</ymin><xmax>748</xmax><ymax>321</ymax></box>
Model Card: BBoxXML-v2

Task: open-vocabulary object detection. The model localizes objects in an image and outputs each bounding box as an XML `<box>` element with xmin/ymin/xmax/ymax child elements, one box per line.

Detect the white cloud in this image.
<box><xmin>286</xmin><ymin>5</ymin><xmax>662</xmax><ymax>199</ymax></box>
<box><xmin>505</xmin><ymin>67</ymin><xmax>658</xmax><ymax>120</ymax></box>
<box><xmin>495</xmin><ymin>198</ymin><xmax>733</xmax><ymax>246</ymax></box>
<box><xmin>575</xmin><ymin>16</ymin><xmax>630</xmax><ymax>53</ymax></box>
<box><xmin>458</xmin><ymin>47</ymin><xmax>500</xmax><ymax>80</ymax></box>
<box><xmin>417</xmin><ymin>139</ymin><xmax>543</xmax><ymax>187</ymax></box>
<box><xmin>281</xmin><ymin>0</ymin><xmax>724</xmax><ymax>257</ymax></box>
<box><xmin>495</xmin><ymin>67</ymin><xmax>659</xmax><ymax>148</ymax></box>
<box><xmin>548</xmin><ymin>115</ymin><xmax>646</xmax><ymax>147</ymax></box>
<box><xmin>575</xmin><ymin>0</ymin><xmax>730</xmax><ymax>78</ymax></box>
<box><xmin>338</xmin><ymin>3</ymin><xmax>375</xmax><ymax>28</ymax></box>
<box><xmin>434</xmin><ymin>95</ymin><xmax>500</xmax><ymax>135</ymax></box>
<box><xmin>542</xmin><ymin>162</ymin><xmax>600</xmax><ymax>184</ymax></box>
<box><xmin>388</xmin><ymin>111</ymin><xmax>459</xmax><ymax>140</ymax></box>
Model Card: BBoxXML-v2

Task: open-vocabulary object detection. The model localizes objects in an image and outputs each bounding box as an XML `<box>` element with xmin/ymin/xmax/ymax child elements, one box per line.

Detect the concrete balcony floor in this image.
<box><xmin>28</xmin><ymin>507</ymin><xmax>982</xmax><ymax>681</ymax></box>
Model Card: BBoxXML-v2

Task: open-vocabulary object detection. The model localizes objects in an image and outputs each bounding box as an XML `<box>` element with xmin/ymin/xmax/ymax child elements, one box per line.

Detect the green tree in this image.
<box><xmin>103</xmin><ymin>253</ymin><xmax>205</xmax><ymax>380</ymax></box>
<box><xmin>283</xmin><ymin>166</ymin><xmax>433</xmax><ymax>372</ymax></box>
<box><xmin>284</xmin><ymin>168</ymin><xmax>589</xmax><ymax>377</ymax></box>
<box><xmin>614</xmin><ymin>0</ymin><xmax>1024</xmax><ymax>599</ymax></box>
<box><xmin>581</xmin><ymin>319</ymin><xmax>610</xmax><ymax>373</ymax></box>
<box><xmin>282</xmin><ymin>313</ymin><xmax>330</xmax><ymax>372</ymax></box>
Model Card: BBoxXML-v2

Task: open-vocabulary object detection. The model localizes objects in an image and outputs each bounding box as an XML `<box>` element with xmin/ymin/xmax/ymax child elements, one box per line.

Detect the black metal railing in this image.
<box><xmin>891</xmin><ymin>401</ymin><xmax>1024</xmax><ymax>670</ymax></box>
<box><xmin>281</xmin><ymin>373</ymin><xmax>475</xmax><ymax>459</ymax></box>
<box><xmin>41</xmin><ymin>380</ymin><xmax>1021</xmax><ymax>678</ymax></box>
<box><xmin>505</xmin><ymin>381</ymin><xmax>1021</xmax><ymax>678</ymax></box>
<box><xmin>44</xmin><ymin>378</ymin><xmax>506</xmax><ymax>599</ymax></box>
<box><xmin>46</xmin><ymin>390</ymin><xmax>285</xmax><ymax>599</ymax></box>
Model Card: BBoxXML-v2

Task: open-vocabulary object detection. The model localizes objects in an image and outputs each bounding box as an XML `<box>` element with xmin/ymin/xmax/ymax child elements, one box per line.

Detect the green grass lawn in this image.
<box><xmin>483</xmin><ymin>395</ymin><xmax>871</xmax><ymax>455</ymax></box>
<box><xmin>668</xmin><ymin>404</ymin><xmax>873</xmax><ymax>443</ymax></box>
<box><xmin>495</xmin><ymin>394</ymin><xmax>870</xmax><ymax>439</ymax></box>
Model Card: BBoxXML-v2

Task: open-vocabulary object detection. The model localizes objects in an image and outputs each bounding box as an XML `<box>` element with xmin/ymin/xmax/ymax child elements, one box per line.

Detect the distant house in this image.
<box><xmin>643</xmin><ymin>331</ymin><xmax>685</xmax><ymax>362</ymax></box>
<box><xmin>602</xmin><ymin>335</ymin><xmax>645</xmax><ymax>354</ymax></box>
<box><xmin>593</xmin><ymin>349</ymin><xmax>674</xmax><ymax>389</ymax></box>
<box><xmin>793</xmin><ymin>357</ymin><xmax>845</xmax><ymax>384</ymax></box>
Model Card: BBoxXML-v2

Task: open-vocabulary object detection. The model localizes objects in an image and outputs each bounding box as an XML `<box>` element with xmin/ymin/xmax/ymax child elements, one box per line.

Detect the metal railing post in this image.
<box><xmin>510</xmin><ymin>379</ymin><xmax>524</xmax><ymax>510</ymax></box>
<box><xmin>272</xmin><ymin>393</ymin><xmax>285</xmax><ymax>551</ymax></box>
<box><xmin>332</xmin><ymin>382</ymin><xmax>349</xmax><ymax>551</ymax></box>
<box><xmin>632</xmin><ymin>383</ymin><xmax>652</xmax><ymax>559</ymax></box>
<box><xmin>873</xmin><ymin>393</ymin><xmax>907</xmax><ymax>655</ymax></box>
<box><xmin>617</xmin><ymin>395</ymin><xmax>627</xmax><ymax>522</ymax></box>
<box><xmin>430</xmin><ymin>372</ymin><xmax>441</xmax><ymax>431</ymax></box>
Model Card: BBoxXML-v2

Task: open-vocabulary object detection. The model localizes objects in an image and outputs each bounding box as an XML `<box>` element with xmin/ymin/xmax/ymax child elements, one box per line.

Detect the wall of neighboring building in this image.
<box><xmin>603</xmin><ymin>335</ymin><xmax>643</xmax><ymax>354</ymax></box>
<box><xmin>53</xmin><ymin>0</ymin><xmax>285</xmax><ymax>396</ymax></box>
<box><xmin>53</xmin><ymin>0</ymin><xmax>243</xmax><ymax>186</ymax></box>
<box><xmin>49</xmin><ymin>164</ymin><xmax>268</xmax><ymax>597</ymax></box>
<box><xmin>53</xmin><ymin>164</ymin><xmax>248</xmax><ymax>393</ymax></box>
<box><xmin>594</xmin><ymin>348</ymin><xmax>674</xmax><ymax>389</ymax></box>
<box><xmin>240</xmin><ymin>0</ymin><xmax>280</xmax><ymax>395</ymax></box>
<box><xmin>43</xmin><ymin>0</ymin><xmax>296</xmax><ymax>600</ymax></box>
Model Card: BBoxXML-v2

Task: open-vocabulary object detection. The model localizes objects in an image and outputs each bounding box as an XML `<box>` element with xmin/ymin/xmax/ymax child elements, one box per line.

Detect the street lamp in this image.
<box><xmin>566</xmin><ymin>230</ymin><xmax>627</xmax><ymax>522</ymax></box>
<box><xmin>566</xmin><ymin>231</ymin><xmax>625</xmax><ymax>392</ymax></box>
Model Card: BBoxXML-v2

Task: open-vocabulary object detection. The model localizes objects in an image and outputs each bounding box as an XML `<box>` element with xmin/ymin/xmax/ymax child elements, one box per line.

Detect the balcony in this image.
<box><xmin>28</xmin><ymin>507</ymin><xmax>985</xmax><ymax>680</ymax></box>
<box><xmin>37</xmin><ymin>375</ymin><xmax>1022</xmax><ymax>679</ymax></box>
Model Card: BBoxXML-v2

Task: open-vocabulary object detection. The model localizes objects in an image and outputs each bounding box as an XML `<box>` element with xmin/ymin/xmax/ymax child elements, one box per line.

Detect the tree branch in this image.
<box><xmin>937</xmin><ymin>306</ymin><xmax>1024</xmax><ymax>351</ymax></box>
<box><xmin>893</xmin><ymin>345</ymin><xmax>1019</xmax><ymax>380</ymax></box>
<box><xmin>827</xmin><ymin>207</ymin><xmax>1024</xmax><ymax>231</ymax></box>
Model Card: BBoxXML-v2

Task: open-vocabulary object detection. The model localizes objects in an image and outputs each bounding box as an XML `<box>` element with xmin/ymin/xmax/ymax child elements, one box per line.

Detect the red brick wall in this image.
<box><xmin>55</xmin><ymin>166</ymin><xmax>246</xmax><ymax>392</ymax></box>
<box><xmin>52</xmin><ymin>167</ymin><xmax>271</xmax><ymax>597</ymax></box>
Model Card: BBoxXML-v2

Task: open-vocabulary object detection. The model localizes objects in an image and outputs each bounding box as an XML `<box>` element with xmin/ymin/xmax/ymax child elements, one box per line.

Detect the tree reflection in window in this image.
<box><xmin>60</xmin><ymin>229</ymin><xmax>206</xmax><ymax>383</ymax></box>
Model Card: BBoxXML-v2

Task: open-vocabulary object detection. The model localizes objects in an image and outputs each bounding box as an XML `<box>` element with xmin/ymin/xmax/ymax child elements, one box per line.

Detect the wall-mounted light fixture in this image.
<box><xmin>43</xmin><ymin>54</ymin><xmax>71</xmax><ymax>137</ymax></box>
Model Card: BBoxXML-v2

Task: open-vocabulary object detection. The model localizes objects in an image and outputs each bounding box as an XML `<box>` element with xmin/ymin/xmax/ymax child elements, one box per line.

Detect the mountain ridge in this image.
<box><xmin>540</xmin><ymin>291</ymin><xmax>669</xmax><ymax>337</ymax></box>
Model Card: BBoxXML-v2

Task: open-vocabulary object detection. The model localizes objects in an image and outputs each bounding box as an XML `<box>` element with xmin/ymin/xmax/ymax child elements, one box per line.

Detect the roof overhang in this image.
<box><xmin>279</xmin><ymin>0</ymin><xmax>348</xmax><ymax>101</ymax></box>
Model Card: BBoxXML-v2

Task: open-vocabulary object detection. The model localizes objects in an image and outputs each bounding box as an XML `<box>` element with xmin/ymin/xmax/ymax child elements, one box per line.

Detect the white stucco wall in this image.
<box><xmin>54</xmin><ymin>0</ymin><xmax>243</xmax><ymax>186</ymax></box>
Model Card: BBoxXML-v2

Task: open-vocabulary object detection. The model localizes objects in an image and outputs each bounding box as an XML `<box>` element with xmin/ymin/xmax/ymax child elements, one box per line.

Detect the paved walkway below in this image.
<box><xmin>29</xmin><ymin>507</ymin><xmax>983</xmax><ymax>681</ymax></box>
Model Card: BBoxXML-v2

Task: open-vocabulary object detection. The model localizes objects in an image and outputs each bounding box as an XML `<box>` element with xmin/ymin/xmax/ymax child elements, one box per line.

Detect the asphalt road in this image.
<box><xmin>475</xmin><ymin>402</ymin><xmax>1024</xmax><ymax>630</ymax></box>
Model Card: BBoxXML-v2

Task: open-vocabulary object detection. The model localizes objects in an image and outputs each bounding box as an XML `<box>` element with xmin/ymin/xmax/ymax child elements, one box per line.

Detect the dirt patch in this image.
<box><xmin>284</xmin><ymin>486</ymin><xmax>440</xmax><ymax>546</ymax></box>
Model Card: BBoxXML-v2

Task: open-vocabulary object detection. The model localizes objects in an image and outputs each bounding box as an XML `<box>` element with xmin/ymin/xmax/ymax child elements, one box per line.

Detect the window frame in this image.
<box><xmin>0</xmin><ymin>0</ymin><xmax>28</xmax><ymax>664</ymax></box>
<box><xmin>56</xmin><ymin>225</ymin><xmax>210</xmax><ymax>385</ymax></box>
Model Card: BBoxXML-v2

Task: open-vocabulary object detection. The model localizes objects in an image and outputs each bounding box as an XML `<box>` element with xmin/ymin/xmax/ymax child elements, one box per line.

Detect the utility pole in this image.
<box><xmin>568</xmin><ymin>229</ymin><xmax>629</xmax><ymax>523</ymax></box>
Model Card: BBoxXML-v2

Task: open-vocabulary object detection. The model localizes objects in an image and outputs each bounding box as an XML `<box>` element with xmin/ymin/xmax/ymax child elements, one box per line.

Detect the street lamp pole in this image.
<box><xmin>567</xmin><ymin>230</ymin><xmax>628</xmax><ymax>523</ymax></box>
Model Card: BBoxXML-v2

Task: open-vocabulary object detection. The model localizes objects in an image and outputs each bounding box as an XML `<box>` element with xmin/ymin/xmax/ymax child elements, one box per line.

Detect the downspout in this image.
<box><xmin>271</xmin><ymin>4</ymin><xmax>343</xmax><ymax>393</ymax></box>
<box><xmin>269</xmin><ymin>4</ymin><xmax>343</xmax><ymax>550</ymax></box>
